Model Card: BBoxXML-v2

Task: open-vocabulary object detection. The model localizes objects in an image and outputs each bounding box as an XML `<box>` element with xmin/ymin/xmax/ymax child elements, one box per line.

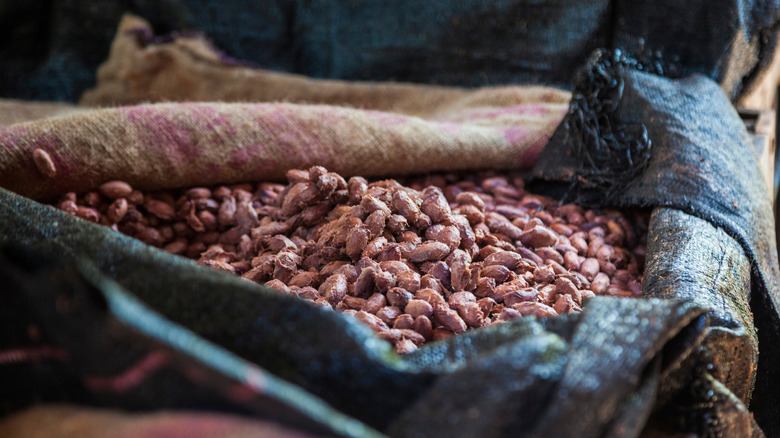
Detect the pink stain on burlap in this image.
<box><xmin>362</xmin><ymin>109</ymin><xmax>409</xmax><ymax>127</ymax></box>
<box><xmin>227</xmin><ymin>145</ymin><xmax>284</xmax><ymax>180</ymax></box>
<box><xmin>115</xmin><ymin>413</ymin><xmax>318</xmax><ymax>438</ymax></box>
<box><xmin>122</xmin><ymin>105</ymin><xmax>204</xmax><ymax>161</ymax></box>
<box><xmin>517</xmin><ymin>131</ymin><xmax>555</xmax><ymax>168</ymax></box>
<box><xmin>83</xmin><ymin>351</ymin><xmax>170</xmax><ymax>393</ymax></box>
<box><xmin>120</xmin><ymin>103</ymin><xmax>269</xmax><ymax>183</ymax></box>
<box><xmin>447</xmin><ymin>104</ymin><xmax>553</xmax><ymax>124</ymax></box>
<box><xmin>0</xmin><ymin>124</ymin><xmax>27</xmax><ymax>151</ymax></box>
<box><xmin>503</xmin><ymin>105</ymin><xmax>568</xmax><ymax>168</ymax></box>
<box><xmin>503</xmin><ymin>127</ymin><xmax>528</xmax><ymax>146</ymax></box>
<box><xmin>247</xmin><ymin>104</ymin><xmax>346</xmax><ymax>172</ymax></box>
<box><xmin>192</xmin><ymin>105</ymin><xmax>239</xmax><ymax>140</ymax></box>
<box><xmin>435</xmin><ymin>122</ymin><xmax>461</xmax><ymax>134</ymax></box>
<box><xmin>502</xmin><ymin>126</ymin><xmax>545</xmax><ymax>168</ymax></box>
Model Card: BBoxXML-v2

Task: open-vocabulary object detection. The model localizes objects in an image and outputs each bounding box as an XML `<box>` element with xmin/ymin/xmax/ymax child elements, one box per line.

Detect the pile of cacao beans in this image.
<box><xmin>51</xmin><ymin>167</ymin><xmax>647</xmax><ymax>353</ymax></box>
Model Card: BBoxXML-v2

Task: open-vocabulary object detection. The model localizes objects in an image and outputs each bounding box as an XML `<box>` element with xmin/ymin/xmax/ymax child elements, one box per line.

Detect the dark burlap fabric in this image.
<box><xmin>0</xmin><ymin>58</ymin><xmax>772</xmax><ymax>436</ymax></box>
<box><xmin>529</xmin><ymin>51</ymin><xmax>780</xmax><ymax>436</ymax></box>
<box><xmin>2</xmin><ymin>3</ymin><xmax>780</xmax><ymax>437</ymax></box>
<box><xmin>0</xmin><ymin>199</ymin><xmax>738</xmax><ymax>436</ymax></box>
<box><xmin>1</xmin><ymin>0</ymin><xmax>777</xmax><ymax>102</ymax></box>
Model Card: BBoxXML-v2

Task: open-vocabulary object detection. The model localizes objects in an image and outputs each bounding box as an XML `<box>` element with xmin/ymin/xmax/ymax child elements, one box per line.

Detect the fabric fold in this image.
<box><xmin>529</xmin><ymin>50</ymin><xmax>780</xmax><ymax>436</ymax></box>
<box><xmin>1</xmin><ymin>14</ymin><xmax>777</xmax><ymax>438</ymax></box>
<box><xmin>0</xmin><ymin>199</ymin><xmax>721</xmax><ymax>436</ymax></box>
<box><xmin>0</xmin><ymin>98</ymin><xmax>567</xmax><ymax>201</ymax></box>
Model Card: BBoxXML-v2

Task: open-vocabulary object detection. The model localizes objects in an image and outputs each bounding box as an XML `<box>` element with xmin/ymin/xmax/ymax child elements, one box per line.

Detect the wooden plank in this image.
<box><xmin>741</xmin><ymin>108</ymin><xmax>776</xmax><ymax>201</ymax></box>
<box><xmin>738</xmin><ymin>41</ymin><xmax>780</xmax><ymax>111</ymax></box>
<box><xmin>754</xmin><ymin>109</ymin><xmax>776</xmax><ymax>199</ymax></box>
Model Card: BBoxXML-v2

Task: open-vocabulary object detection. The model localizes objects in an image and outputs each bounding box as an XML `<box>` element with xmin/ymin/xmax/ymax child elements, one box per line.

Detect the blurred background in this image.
<box><xmin>2</xmin><ymin>0</ymin><xmax>777</xmax><ymax>103</ymax></box>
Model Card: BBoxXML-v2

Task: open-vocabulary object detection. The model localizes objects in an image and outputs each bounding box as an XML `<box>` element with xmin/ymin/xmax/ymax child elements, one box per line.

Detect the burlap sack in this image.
<box><xmin>1</xmin><ymin>18</ymin><xmax>569</xmax><ymax>201</ymax></box>
<box><xmin>3</xmin><ymin>1</ymin><xmax>778</xmax><ymax>103</ymax></box>
<box><xmin>0</xmin><ymin>100</ymin><xmax>83</xmax><ymax>127</ymax></box>
<box><xmin>80</xmin><ymin>15</ymin><xmax>570</xmax><ymax>114</ymax></box>
<box><xmin>529</xmin><ymin>50</ymin><xmax>780</xmax><ymax>435</ymax></box>
<box><xmin>1</xmin><ymin>15</ymin><xmax>777</xmax><ymax>438</ymax></box>
<box><xmin>0</xmin><ymin>405</ymin><xmax>320</xmax><ymax>438</ymax></box>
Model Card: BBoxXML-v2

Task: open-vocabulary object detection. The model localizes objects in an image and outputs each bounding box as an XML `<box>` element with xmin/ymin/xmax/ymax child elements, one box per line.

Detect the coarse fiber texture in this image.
<box><xmin>0</xmin><ymin>210</ymin><xmax>734</xmax><ymax>437</ymax></box>
<box><xmin>0</xmin><ymin>100</ymin><xmax>83</xmax><ymax>127</ymax></box>
<box><xmin>79</xmin><ymin>14</ymin><xmax>573</xmax><ymax>111</ymax></box>
<box><xmin>0</xmin><ymin>16</ymin><xmax>569</xmax><ymax>201</ymax></box>
<box><xmin>2</xmin><ymin>1</ymin><xmax>778</xmax><ymax>102</ymax></box>
<box><xmin>0</xmin><ymin>404</ymin><xmax>324</xmax><ymax>438</ymax></box>
<box><xmin>0</xmin><ymin>96</ymin><xmax>567</xmax><ymax>201</ymax></box>
<box><xmin>530</xmin><ymin>51</ymin><xmax>780</xmax><ymax>436</ymax></box>
<box><xmin>0</xmin><ymin>14</ymin><xmax>777</xmax><ymax>438</ymax></box>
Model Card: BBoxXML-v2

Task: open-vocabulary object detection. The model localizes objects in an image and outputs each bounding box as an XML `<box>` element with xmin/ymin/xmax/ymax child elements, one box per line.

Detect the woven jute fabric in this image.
<box><xmin>80</xmin><ymin>16</ymin><xmax>571</xmax><ymax>115</ymax></box>
<box><xmin>0</xmin><ymin>100</ymin><xmax>83</xmax><ymax>127</ymax></box>
<box><xmin>0</xmin><ymin>16</ymin><xmax>569</xmax><ymax>201</ymax></box>
<box><xmin>0</xmin><ymin>12</ymin><xmax>776</xmax><ymax>438</ymax></box>
<box><xmin>0</xmin><ymin>404</ymin><xmax>320</xmax><ymax>438</ymax></box>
